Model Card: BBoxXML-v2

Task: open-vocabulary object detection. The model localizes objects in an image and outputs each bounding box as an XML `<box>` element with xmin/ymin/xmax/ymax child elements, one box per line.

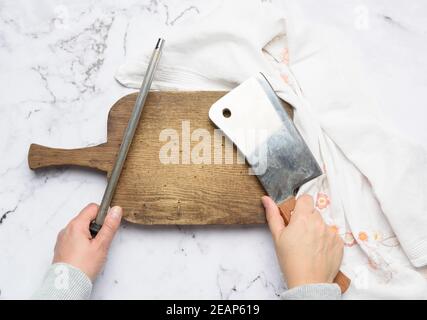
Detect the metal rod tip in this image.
<box><xmin>156</xmin><ymin>38</ymin><xmax>165</xmax><ymax>49</ymax></box>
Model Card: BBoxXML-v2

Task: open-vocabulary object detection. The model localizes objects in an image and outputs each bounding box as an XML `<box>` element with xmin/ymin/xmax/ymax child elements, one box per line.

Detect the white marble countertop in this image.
<box><xmin>0</xmin><ymin>0</ymin><xmax>426</xmax><ymax>299</ymax></box>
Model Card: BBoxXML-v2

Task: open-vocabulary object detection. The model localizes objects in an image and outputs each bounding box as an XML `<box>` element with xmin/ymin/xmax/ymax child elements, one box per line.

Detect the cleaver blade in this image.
<box><xmin>208</xmin><ymin>73</ymin><xmax>350</xmax><ymax>293</ymax></box>
<box><xmin>209</xmin><ymin>73</ymin><xmax>322</xmax><ymax>204</ymax></box>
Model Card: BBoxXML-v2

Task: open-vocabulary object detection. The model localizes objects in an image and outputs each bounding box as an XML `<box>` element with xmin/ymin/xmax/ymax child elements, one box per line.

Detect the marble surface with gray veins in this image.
<box><xmin>1</xmin><ymin>0</ymin><xmax>427</xmax><ymax>299</ymax></box>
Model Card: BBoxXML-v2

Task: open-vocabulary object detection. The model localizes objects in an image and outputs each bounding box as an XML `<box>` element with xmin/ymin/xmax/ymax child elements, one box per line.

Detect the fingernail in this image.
<box><xmin>109</xmin><ymin>206</ymin><xmax>122</xmax><ymax>220</ymax></box>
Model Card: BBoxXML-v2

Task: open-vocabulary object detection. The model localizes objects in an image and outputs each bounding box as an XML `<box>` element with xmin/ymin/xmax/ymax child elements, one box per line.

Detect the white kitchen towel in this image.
<box><xmin>115</xmin><ymin>0</ymin><xmax>427</xmax><ymax>298</ymax></box>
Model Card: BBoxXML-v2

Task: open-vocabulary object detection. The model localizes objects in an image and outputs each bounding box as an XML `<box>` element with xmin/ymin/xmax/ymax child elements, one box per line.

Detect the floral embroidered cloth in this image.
<box><xmin>115</xmin><ymin>0</ymin><xmax>427</xmax><ymax>298</ymax></box>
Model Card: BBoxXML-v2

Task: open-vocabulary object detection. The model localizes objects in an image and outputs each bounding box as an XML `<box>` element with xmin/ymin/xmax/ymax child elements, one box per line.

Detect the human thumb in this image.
<box><xmin>94</xmin><ymin>206</ymin><xmax>122</xmax><ymax>249</ymax></box>
<box><xmin>262</xmin><ymin>196</ymin><xmax>285</xmax><ymax>240</ymax></box>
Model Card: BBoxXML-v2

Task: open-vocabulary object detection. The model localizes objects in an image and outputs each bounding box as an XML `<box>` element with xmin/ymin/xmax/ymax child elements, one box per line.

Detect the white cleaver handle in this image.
<box><xmin>278</xmin><ymin>196</ymin><xmax>351</xmax><ymax>294</ymax></box>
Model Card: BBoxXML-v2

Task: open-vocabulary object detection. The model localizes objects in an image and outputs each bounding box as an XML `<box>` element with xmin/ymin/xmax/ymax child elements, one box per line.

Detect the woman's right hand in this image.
<box><xmin>262</xmin><ymin>195</ymin><xmax>344</xmax><ymax>289</ymax></box>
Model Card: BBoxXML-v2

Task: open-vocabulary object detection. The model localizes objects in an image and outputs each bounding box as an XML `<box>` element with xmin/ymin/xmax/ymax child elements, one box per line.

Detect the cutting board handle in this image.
<box><xmin>28</xmin><ymin>143</ymin><xmax>113</xmax><ymax>173</ymax></box>
<box><xmin>278</xmin><ymin>197</ymin><xmax>351</xmax><ymax>294</ymax></box>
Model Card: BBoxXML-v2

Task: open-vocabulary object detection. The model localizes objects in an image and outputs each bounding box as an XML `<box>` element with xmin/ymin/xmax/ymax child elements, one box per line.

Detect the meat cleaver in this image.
<box><xmin>208</xmin><ymin>73</ymin><xmax>350</xmax><ymax>293</ymax></box>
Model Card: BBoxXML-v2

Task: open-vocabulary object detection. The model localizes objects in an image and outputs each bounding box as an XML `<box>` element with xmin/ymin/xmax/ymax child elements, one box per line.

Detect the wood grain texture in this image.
<box><xmin>29</xmin><ymin>91</ymin><xmax>292</xmax><ymax>225</ymax></box>
<box><xmin>278</xmin><ymin>198</ymin><xmax>351</xmax><ymax>293</ymax></box>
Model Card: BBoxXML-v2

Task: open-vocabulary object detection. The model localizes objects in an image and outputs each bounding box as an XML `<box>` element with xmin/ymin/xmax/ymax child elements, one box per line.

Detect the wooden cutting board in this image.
<box><xmin>28</xmin><ymin>91</ymin><xmax>292</xmax><ymax>225</ymax></box>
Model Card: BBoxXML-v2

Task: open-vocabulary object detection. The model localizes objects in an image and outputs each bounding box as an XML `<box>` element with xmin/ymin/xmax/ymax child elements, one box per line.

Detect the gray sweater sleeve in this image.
<box><xmin>33</xmin><ymin>263</ymin><xmax>340</xmax><ymax>300</ymax></box>
<box><xmin>32</xmin><ymin>263</ymin><xmax>92</xmax><ymax>300</ymax></box>
<box><xmin>281</xmin><ymin>283</ymin><xmax>342</xmax><ymax>300</ymax></box>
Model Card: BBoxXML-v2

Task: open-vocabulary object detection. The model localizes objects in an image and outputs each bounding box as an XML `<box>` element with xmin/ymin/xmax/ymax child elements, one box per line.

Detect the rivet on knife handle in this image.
<box><xmin>278</xmin><ymin>197</ymin><xmax>351</xmax><ymax>293</ymax></box>
<box><xmin>89</xmin><ymin>38</ymin><xmax>165</xmax><ymax>237</ymax></box>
